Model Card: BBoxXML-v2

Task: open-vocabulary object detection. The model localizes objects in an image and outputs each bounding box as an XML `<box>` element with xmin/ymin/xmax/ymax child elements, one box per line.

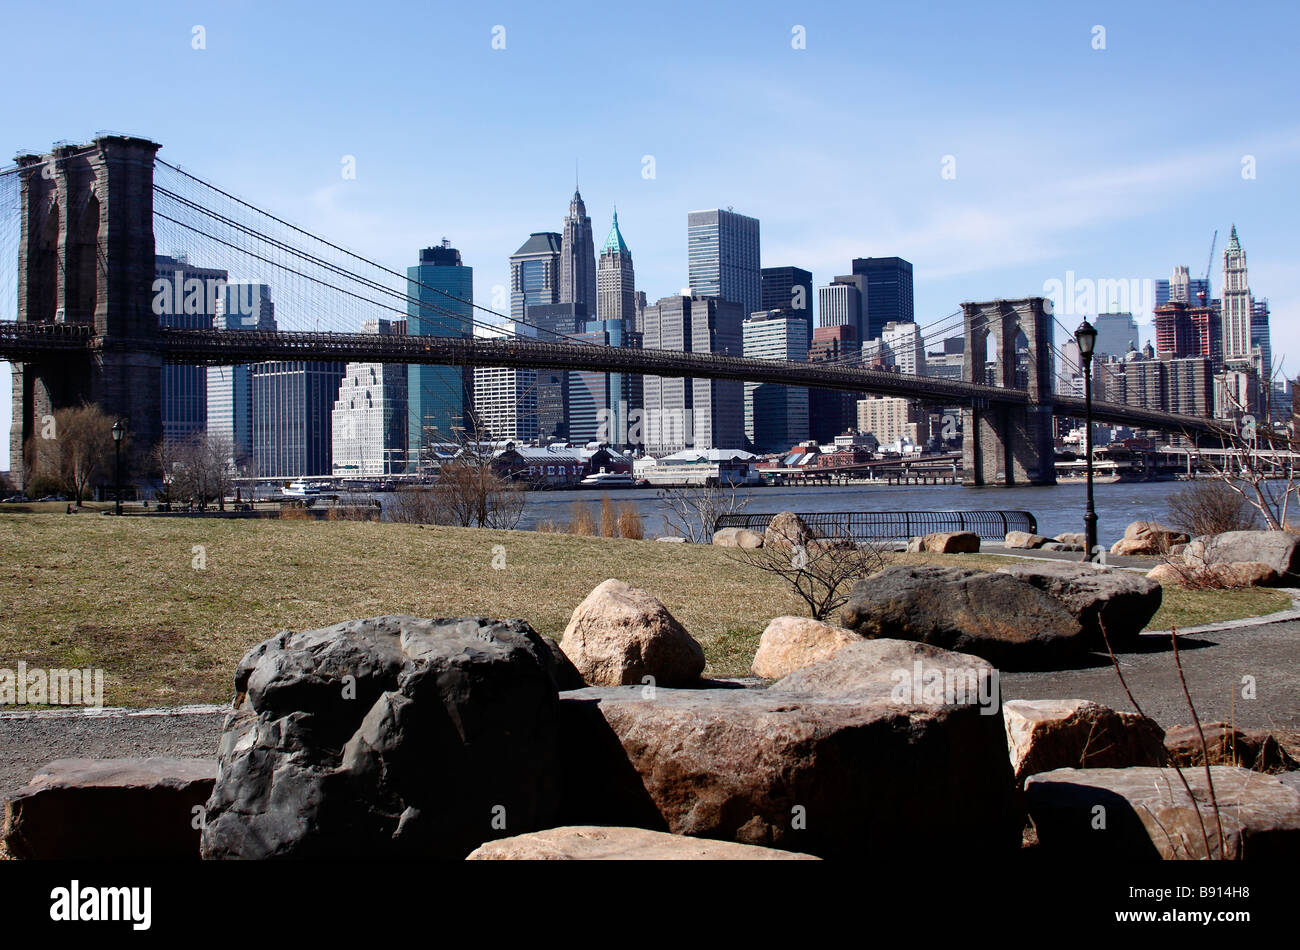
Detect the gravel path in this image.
<box><xmin>1</xmin><ymin>617</ymin><xmax>1295</xmax><ymax>803</ymax></box>
<box><xmin>0</xmin><ymin>706</ymin><xmax>227</xmax><ymax>802</ymax></box>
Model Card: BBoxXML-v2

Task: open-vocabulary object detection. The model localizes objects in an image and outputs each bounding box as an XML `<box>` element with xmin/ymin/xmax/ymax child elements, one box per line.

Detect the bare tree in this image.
<box><xmin>390</xmin><ymin>419</ymin><xmax>526</xmax><ymax>529</ymax></box>
<box><xmin>27</xmin><ymin>404</ymin><xmax>117</xmax><ymax>505</ymax></box>
<box><xmin>727</xmin><ymin>530</ymin><xmax>890</xmax><ymax>621</ymax></box>
<box><xmin>1193</xmin><ymin>365</ymin><xmax>1299</xmax><ymax>530</ymax></box>
<box><xmin>656</xmin><ymin>482</ymin><xmax>750</xmax><ymax>542</ymax></box>
<box><xmin>154</xmin><ymin>431</ymin><xmax>238</xmax><ymax>510</ymax></box>
<box><xmin>1165</xmin><ymin>478</ymin><xmax>1259</xmax><ymax>538</ymax></box>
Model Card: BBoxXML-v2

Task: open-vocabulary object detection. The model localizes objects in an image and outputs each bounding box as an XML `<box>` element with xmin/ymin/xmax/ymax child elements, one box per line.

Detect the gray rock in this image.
<box><xmin>3</xmin><ymin>757</ymin><xmax>215</xmax><ymax>860</ymax></box>
<box><xmin>993</xmin><ymin>561</ymin><xmax>1162</xmax><ymax>651</ymax></box>
<box><xmin>201</xmin><ymin>615</ymin><xmax>562</xmax><ymax>859</ymax></box>
<box><xmin>839</xmin><ymin>566</ymin><xmax>1090</xmax><ymax>669</ymax></box>
<box><xmin>1187</xmin><ymin>530</ymin><xmax>1300</xmax><ymax>576</ymax></box>
<box><xmin>555</xmin><ymin>639</ymin><xmax>1020</xmax><ymax>859</ymax></box>
<box><xmin>1025</xmin><ymin>766</ymin><xmax>1300</xmax><ymax>859</ymax></box>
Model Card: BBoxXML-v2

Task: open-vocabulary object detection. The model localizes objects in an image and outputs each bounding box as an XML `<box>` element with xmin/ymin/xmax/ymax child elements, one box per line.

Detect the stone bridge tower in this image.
<box><xmin>9</xmin><ymin>135</ymin><xmax>162</xmax><ymax>489</ymax></box>
<box><xmin>960</xmin><ymin>297</ymin><xmax>1056</xmax><ymax>486</ymax></box>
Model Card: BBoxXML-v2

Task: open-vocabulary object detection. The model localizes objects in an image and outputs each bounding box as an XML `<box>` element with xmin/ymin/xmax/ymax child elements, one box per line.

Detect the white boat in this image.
<box><xmin>579</xmin><ymin>469</ymin><xmax>635</xmax><ymax>488</ymax></box>
<box><xmin>283</xmin><ymin>480</ymin><xmax>324</xmax><ymax>497</ymax></box>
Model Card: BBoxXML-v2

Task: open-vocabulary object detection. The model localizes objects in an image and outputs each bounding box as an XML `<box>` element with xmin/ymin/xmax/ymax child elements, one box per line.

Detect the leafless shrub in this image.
<box><xmin>599</xmin><ymin>495</ymin><xmax>617</xmax><ymax>538</ymax></box>
<box><xmin>1166</xmin><ymin>479</ymin><xmax>1259</xmax><ymax>538</ymax></box>
<box><xmin>567</xmin><ymin>502</ymin><xmax>596</xmax><ymax>536</ymax></box>
<box><xmin>656</xmin><ymin>483</ymin><xmax>750</xmax><ymax>543</ymax></box>
<box><xmin>616</xmin><ymin>503</ymin><xmax>644</xmax><ymax>540</ymax></box>
<box><xmin>727</xmin><ymin>530</ymin><xmax>890</xmax><ymax>621</ymax></box>
<box><xmin>26</xmin><ymin>404</ymin><xmax>117</xmax><ymax>505</ymax></box>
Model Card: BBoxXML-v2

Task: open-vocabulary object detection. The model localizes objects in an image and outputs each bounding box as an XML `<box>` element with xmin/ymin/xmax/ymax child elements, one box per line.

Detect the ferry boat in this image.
<box><xmin>283</xmin><ymin>480</ymin><xmax>325</xmax><ymax>497</ymax></box>
<box><xmin>578</xmin><ymin>469</ymin><xmax>636</xmax><ymax>488</ymax></box>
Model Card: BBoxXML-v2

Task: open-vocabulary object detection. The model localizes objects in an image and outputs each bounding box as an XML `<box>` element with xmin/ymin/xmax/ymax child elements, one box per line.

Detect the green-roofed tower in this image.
<box><xmin>597</xmin><ymin>206</ymin><xmax>636</xmax><ymax>330</ymax></box>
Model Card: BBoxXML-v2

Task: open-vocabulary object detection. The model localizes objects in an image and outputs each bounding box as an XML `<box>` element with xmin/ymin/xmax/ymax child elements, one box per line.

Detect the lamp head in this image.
<box><xmin>1075</xmin><ymin>319</ymin><xmax>1098</xmax><ymax>360</ymax></box>
<box><xmin>112</xmin><ymin>420</ymin><xmax>124</xmax><ymax>443</ymax></box>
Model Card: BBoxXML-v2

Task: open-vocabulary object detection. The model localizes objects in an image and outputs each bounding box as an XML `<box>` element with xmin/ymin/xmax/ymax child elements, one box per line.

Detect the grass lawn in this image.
<box><xmin>0</xmin><ymin>514</ymin><xmax>1291</xmax><ymax>707</ymax></box>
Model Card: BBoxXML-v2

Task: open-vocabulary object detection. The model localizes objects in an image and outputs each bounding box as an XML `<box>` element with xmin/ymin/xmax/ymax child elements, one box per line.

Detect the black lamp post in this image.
<box><xmin>1074</xmin><ymin>319</ymin><xmax>1098</xmax><ymax>560</ymax></box>
<box><xmin>112</xmin><ymin>420</ymin><xmax>124</xmax><ymax>516</ymax></box>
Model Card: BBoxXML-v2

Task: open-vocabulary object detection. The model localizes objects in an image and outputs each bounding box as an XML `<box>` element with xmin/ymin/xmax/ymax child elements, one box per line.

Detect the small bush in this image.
<box><xmin>616</xmin><ymin>503</ymin><xmax>644</xmax><ymax>540</ymax></box>
<box><xmin>1167</xmin><ymin>480</ymin><xmax>1259</xmax><ymax>537</ymax></box>
<box><xmin>599</xmin><ymin>495</ymin><xmax>617</xmax><ymax>537</ymax></box>
<box><xmin>567</xmin><ymin>502</ymin><xmax>596</xmax><ymax>536</ymax></box>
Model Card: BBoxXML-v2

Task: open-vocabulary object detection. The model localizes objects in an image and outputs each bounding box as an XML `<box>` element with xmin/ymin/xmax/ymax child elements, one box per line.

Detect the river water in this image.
<box><xmin>457</xmin><ymin>481</ymin><xmax>1191</xmax><ymax>546</ymax></box>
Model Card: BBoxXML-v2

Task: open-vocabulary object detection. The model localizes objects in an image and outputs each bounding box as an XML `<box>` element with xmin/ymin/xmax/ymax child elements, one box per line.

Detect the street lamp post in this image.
<box><xmin>1074</xmin><ymin>319</ymin><xmax>1098</xmax><ymax>561</ymax></box>
<box><xmin>112</xmin><ymin>420</ymin><xmax>124</xmax><ymax>516</ymax></box>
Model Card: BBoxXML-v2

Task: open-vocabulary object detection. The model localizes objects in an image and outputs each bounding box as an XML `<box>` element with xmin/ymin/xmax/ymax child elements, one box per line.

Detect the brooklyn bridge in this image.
<box><xmin>0</xmin><ymin>135</ymin><xmax>1220</xmax><ymax>490</ymax></box>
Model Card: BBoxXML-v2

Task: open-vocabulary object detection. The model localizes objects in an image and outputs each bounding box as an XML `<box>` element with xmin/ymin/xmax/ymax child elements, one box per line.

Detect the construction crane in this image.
<box><xmin>1198</xmin><ymin>229</ymin><xmax>1217</xmax><ymax>305</ymax></box>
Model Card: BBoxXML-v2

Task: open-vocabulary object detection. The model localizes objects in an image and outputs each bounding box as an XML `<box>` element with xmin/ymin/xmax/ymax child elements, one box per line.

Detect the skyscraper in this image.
<box><xmin>560</xmin><ymin>190</ymin><xmax>597</xmax><ymax>311</ymax></box>
<box><xmin>525</xmin><ymin>301</ymin><xmax>589</xmax><ymax>440</ymax></box>
<box><xmin>207</xmin><ymin>282</ymin><xmax>275</xmax><ymax>467</ymax></box>
<box><xmin>597</xmin><ymin>208</ymin><xmax>635</xmax><ymax>324</ymax></box>
<box><xmin>880</xmin><ymin>321</ymin><xmax>926</xmax><ymax>376</ymax></box>
<box><xmin>408</xmin><ymin>242</ymin><xmax>473</xmax><ymax>469</ymax></box>
<box><xmin>761</xmin><ymin>266</ymin><xmax>814</xmax><ymax>339</ymax></box>
<box><xmin>1093</xmin><ymin>313</ymin><xmax>1140</xmax><ymax>360</ymax></box>
<box><xmin>808</xmin><ymin>325</ymin><xmax>861</xmax><ymax>442</ymax></box>
<box><xmin>687</xmin><ymin>209</ymin><xmax>761</xmax><ymax>319</ymax></box>
<box><xmin>511</xmin><ymin>232</ymin><xmax>562</xmax><ymax>323</ymax></box>
<box><xmin>474</xmin><ymin>323</ymin><xmax>539</xmax><ymax>443</ymax></box>
<box><xmin>850</xmin><ymin>257</ymin><xmax>914</xmax><ymax>340</ymax></box>
<box><xmin>743</xmin><ymin>310</ymin><xmax>809</xmax><ymax>453</ymax></box>
<box><xmin>251</xmin><ymin>360</ymin><xmax>346</xmax><ymax>478</ymax></box>
<box><xmin>817</xmin><ymin>278</ymin><xmax>863</xmax><ymax>334</ymax></box>
<box><xmin>640</xmin><ymin>295</ymin><xmax>744</xmax><ymax>453</ymax></box>
<box><xmin>154</xmin><ymin>254</ymin><xmax>227</xmax><ymax>446</ymax></box>
<box><xmin>1155</xmin><ymin>265</ymin><xmax>1209</xmax><ymax>309</ymax></box>
<box><xmin>330</xmin><ymin>319</ymin><xmax>408</xmax><ymax>477</ymax></box>
<box><xmin>1221</xmin><ymin>225</ymin><xmax>1253</xmax><ymax>364</ymax></box>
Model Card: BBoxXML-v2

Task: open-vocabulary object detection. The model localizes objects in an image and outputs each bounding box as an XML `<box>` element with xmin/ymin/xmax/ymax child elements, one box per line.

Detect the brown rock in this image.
<box><xmin>1112</xmin><ymin>522</ymin><xmax>1189</xmax><ymax>556</ymax></box>
<box><xmin>466</xmin><ymin>825</ymin><xmax>820</xmax><ymax>860</ymax></box>
<box><xmin>3</xmin><ymin>757</ymin><xmax>215</xmax><ymax>860</ymax></box>
<box><xmin>1164</xmin><ymin>723</ymin><xmax>1299</xmax><ymax>773</ymax></box>
<box><xmin>993</xmin><ymin>561</ymin><xmax>1162</xmax><ymax>651</ymax></box>
<box><xmin>1186</xmin><ymin>530</ymin><xmax>1300</xmax><ymax>576</ymax></box>
<box><xmin>1206</xmin><ymin>561</ymin><xmax>1281</xmax><ymax>588</ymax></box>
<box><xmin>1146</xmin><ymin>563</ymin><xmax>1187</xmax><ymax>586</ymax></box>
<box><xmin>556</xmin><ymin>639</ymin><xmax>1021</xmax><ymax>859</ymax></box>
<box><xmin>560</xmin><ymin>579</ymin><xmax>705</xmax><ymax>687</ymax></box>
<box><xmin>1003</xmin><ymin>699</ymin><xmax>1166</xmax><ymax>787</ymax></box>
<box><xmin>750</xmin><ymin>616</ymin><xmax>864</xmax><ymax>679</ymax></box>
<box><xmin>712</xmin><ymin>527</ymin><xmax>764</xmax><ymax>549</ymax></box>
<box><xmin>1005</xmin><ymin>531</ymin><xmax>1051</xmax><ymax>549</ymax></box>
<box><xmin>1025</xmin><ymin>766</ymin><xmax>1300</xmax><ymax>859</ymax></box>
<box><xmin>840</xmin><ymin>565</ymin><xmax>1090</xmax><ymax>669</ymax></box>
<box><xmin>1055</xmin><ymin>533</ymin><xmax>1086</xmax><ymax>548</ymax></box>
<box><xmin>919</xmin><ymin>531</ymin><xmax>980</xmax><ymax>553</ymax></box>
<box><xmin>764</xmin><ymin>511</ymin><xmax>813</xmax><ymax>551</ymax></box>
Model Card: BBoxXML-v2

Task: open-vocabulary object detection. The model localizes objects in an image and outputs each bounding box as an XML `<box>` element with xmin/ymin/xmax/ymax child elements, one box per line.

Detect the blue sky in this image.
<box><xmin>2</xmin><ymin>0</ymin><xmax>1298</xmax><ymax>467</ymax></box>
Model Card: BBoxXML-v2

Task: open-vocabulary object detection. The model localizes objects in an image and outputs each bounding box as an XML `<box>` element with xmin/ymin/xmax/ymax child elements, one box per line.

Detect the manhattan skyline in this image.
<box><xmin>1</xmin><ymin>0</ymin><xmax>1298</xmax><ymax>467</ymax></box>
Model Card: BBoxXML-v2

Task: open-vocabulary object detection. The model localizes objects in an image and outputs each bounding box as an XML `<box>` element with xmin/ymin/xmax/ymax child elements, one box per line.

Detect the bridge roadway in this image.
<box><xmin>0</xmin><ymin>321</ymin><xmax>1221</xmax><ymax>435</ymax></box>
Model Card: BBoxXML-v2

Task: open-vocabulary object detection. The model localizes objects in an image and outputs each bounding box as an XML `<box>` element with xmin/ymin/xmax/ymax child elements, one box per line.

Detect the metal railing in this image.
<box><xmin>714</xmin><ymin>509</ymin><xmax>1038</xmax><ymax>542</ymax></box>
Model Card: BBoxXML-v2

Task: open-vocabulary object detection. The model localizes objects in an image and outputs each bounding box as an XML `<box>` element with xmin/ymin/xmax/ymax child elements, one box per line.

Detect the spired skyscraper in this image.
<box><xmin>687</xmin><ymin>209</ymin><xmax>761</xmax><ymax>319</ymax></box>
<box><xmin>560</xmin><ymin>189</ymin><xmax>597</xmax><ymax>311</ymax></box>
<box><xmin>1220</xmin><ymin>225</ymin><xmax>1254</xmax><ymax>365</ymax></box>
<box><xmin>597</xmin><ymin>208</ymin><xmax>635</xmax><ymax>326</ymax></box>
<box><xmin>407</xmin><ymin>242</ymin><xmax>473</xmax><ymax>470</ymax></box>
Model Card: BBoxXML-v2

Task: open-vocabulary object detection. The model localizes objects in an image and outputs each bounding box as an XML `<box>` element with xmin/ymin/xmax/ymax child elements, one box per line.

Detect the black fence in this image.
<box><xmin>713</xmin><ymin>509</ymin><xmax>1037</xmax><ymax>542</ymax></box>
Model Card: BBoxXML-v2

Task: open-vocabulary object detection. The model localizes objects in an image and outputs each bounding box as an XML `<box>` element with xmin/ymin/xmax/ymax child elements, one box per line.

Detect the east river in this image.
<box><xmin>461</xmin><ymin>480</ymin><xmax>1195</xmax><ymax>546</ymax></box>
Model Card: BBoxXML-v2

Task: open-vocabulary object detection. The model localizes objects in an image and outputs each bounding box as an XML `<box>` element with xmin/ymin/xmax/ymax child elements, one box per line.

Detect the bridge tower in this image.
<box><xmin>9</xmin><ymin>135</ymin><xmax>162</xmax><ymax>489</ymax></box>
<box><xmin>960</xmin><ymin>297</ymin><xmax>1056</xmax><ymax>486</ymax></box>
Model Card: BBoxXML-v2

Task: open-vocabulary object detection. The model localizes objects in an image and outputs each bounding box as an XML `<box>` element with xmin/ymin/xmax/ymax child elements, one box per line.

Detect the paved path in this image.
<box><xmin>1001</xmin><ymin>619</ymin><xmax>1300</xmax><ymax>732</ymax></box>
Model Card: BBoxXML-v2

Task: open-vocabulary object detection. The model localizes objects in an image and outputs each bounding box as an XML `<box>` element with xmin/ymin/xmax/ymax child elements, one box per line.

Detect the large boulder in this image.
<box><xmin>466</xmin><ymin>825</ymin><xmax>819</xmax><ymax>860</ymax></box>
<box><xmin>3</xmin><ymin>757</ymin><xmax>215</xmax><ymax>860</ymax></box>
<box><xmin>839</xmin><ymin>566</ymin><xmax>1090</xmax><ymax>669</ymax></box>
<box><xmin>712</xmin><ymin>527</ymin><xmax>765</xmax><ymax>549</ymax></box>
<box><xmin>560</xmin><ymin>579</ymin><xmax>705</xmax><ymax>687</ymax></box>
<box><xmin>916</xmin><ymin>531</ymin><xmax>979</xmax><ymax>554</ymax></box>
<box><xmin>200</xmin><ymin>615</ymin><xmax>564</xmax><ymax>859</ymax></box>
<box><xmin>1185</xmin><ymin>530</ymin><xmax>1300</xmax><ymax>577</ymax></box>
<box><xmin>1003</xmin><ymin>699</ymin><xmax>1166</xmax><ymax>787</ymax></box>
<box><xmin>993</xmin><ymin>561</ymin><xmax>1161</xmax><ymax>651</ymax></box>
<box><xmin>750</xmin><ymin>616</ymin><xmax>864</xmax><ymax>679</ymax></box>
<box><xmin>1206</xmin><ymin>561</ymin><xmax>1282</xmax><ymax>588</ymax></box>
<box><xmin>1111</xmin><ymin>522</ymin><xmax>1188</xmax><ymax>557</ymax></box>
<box><xmin>1004</xmin><ymin>531</ymin><xmax>1051</xmax><ymax>549</ymax></box>
<box><xmin>1164</xmin><ymin>723</ymin><xmax>1298</xmax><ymax>774</ymax></box>
<box><xmin>1025</xmin><ymin>766</ymin><xmax>1300</xmax><ymax>859</ymax></box>
<box><xmin>556</xmin><ymin>640</ymin><xmax>1020</xmax><ymax>859</ymax></box>
<box><xmin>764</xmin><ymin>511</ymin><xmax>814</xmax><ymax>551</ymax></box>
